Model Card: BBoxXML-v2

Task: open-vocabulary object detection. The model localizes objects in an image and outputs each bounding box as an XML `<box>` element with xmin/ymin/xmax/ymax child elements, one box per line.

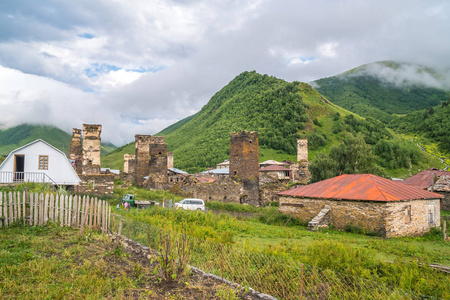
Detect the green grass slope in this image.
<box><xmin>103</xmin><ymin>71</ymin><xmax>442</xmax><ymax>175</ymax></box>
<box><xmin>313</xmin><ymin>61</ymin><xmax>449</xmax><ymax>123</ymax></box>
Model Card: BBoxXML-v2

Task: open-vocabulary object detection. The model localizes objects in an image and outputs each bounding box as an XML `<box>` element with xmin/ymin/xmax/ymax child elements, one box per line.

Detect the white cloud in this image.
<box><xmin>0</xmin><ymin>0</ymin><xmax>449</xmax><ymax>146</ymax></box>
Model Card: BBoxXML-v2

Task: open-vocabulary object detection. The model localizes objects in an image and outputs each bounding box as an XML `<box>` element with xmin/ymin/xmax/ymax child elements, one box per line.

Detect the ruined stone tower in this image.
<box><xmin>146</xmin><ymin>136</ymin><xmax>168</xmax><ymax>189</ymax></box>
<box><xmin>82</xmin><ymin>124</ymin><xmax>102</xmax><ymax>175</ymax></box>
<box><xmin>229</xmin><ymin>131</ymin><xmax>260</xmax><ymax>205</ymax></box>
<box><xmin>69</xmin><ymin>128</ymin><xmax>83</xmax><ymax>174</ymax></box>
<box><xmin>167</xmin><ymin>152</ymin><xmax>174</xmax><ymax>169</ymax></box>
<box><xmin>135</xmin><ymin>135</ymin><xmax>152</xmax><ymax>187</ymax></box>
<box><xmin>291</xmin><ymin>138</ymin><xmax>310</xmax><ymax>182</ymax></box>
<box><xmin>123</xmin><ymin>154</ymin><xmax>136</xmax><ymax>174</ymax></box>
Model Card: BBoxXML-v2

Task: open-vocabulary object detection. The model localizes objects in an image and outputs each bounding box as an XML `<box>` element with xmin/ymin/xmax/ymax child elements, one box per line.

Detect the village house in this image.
<box><xmin>0</xmin><ymin>139</ymin><xmax>80</xmax><ymax>187</ymax></box>
<box><xmin>278</xmin><ymin>174</ymin><xmax>442</xmax><ymax>237</ymax></box>
<box><xmin>402</xmin><ymin>168</ymin><xmax>450</xmax><ymax>211</ymax></box>
<box><xmin>260</xmin><ymin>164</ymin><xmax>292</xmax><ymax>182</ymax></box>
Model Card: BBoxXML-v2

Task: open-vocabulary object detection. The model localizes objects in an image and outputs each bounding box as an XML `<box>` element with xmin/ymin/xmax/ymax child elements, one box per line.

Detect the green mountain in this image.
<box><xmin>313</xmin><ymin>61</ymin><xmax>449</xmax><ymax>123</ymax></box>
<box><xmin>103</xmin><ymin>71</ymin><xmax>442</xmax><ymax>176</ymax></box>
<box><xmin>0</xmin><ymin>124</ymin><xmax>116</xmax><ymax>159</ymax></box>
<box><xmin>390</xmin><ymin>100</ymin><xmax>450</xmax><ymax>158</ymax></box>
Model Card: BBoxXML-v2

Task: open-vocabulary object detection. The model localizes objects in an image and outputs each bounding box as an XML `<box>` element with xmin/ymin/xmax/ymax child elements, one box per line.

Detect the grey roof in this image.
<box><xmin>200</xmin><ymin>168</ymin><xmax>229</xmax><ymax>175</ymax></box>
<box><xmin>169</xmin><ymin>167</ymin><xmax>189</xmax><ymax>174</ymax></box>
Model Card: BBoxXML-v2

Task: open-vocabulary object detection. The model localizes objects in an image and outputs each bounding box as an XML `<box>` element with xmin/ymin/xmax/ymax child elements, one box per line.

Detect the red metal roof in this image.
<box><xmin>260</xmin><ymin>165</ymin><xmax>291</xmax><ymax>172</ymax></box>
<box><xmin>278</xmin><ymin>174</ymin><xmax>443</xmax><ymax>201</ymax></box>
<box><xmin>402</xmin><ymin>169</ymin><xmax>450</xmax><ymax>190</ymax></box>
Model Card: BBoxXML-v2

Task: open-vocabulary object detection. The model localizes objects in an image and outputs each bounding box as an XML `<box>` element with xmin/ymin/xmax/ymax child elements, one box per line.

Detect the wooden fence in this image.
<box><xmin>0</xmin><ymin>191</ymin><xmax>110</xmax><ymax>232</ymax></box>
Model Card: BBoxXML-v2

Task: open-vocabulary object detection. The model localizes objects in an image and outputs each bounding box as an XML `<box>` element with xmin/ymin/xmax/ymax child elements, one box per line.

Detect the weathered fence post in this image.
<box><xmin>107</xmin><ymin>203</ymin><xmax>111</xmax><ymax>233</ymax></box>
<box><xmin>115</xmin><ymin>219</ymin><xmax>123</xmax><ymax>249</ymax></box>
<box><xmin>300</xmin><ymin>263</ymin><xmax>304</xmax><ymax>300</ymax></box>
<box><xmin>68</xmin><ymin>195</ymin><xmax>73</xmax><ymax>227</ymax></box>
<box><xmin>49</xmin><ymin>194</ymin><xmax>54</xmax><ymax>222</ymax></box>
<box><xmin>59</xmin><ymin>194</ymin><xmax>64</xmax><ymax>227</ymax></box>
<box><xmin>79</xmin><ymin>197</ymin><xmax>90</xmax><ymax>236</ymax></box>
<box><xmin>9</xmin><ymin>192</ymin><xmax>14</xmax><ymax>225</ymax></box>
<box><xmin>29</xmin><ymin>193</ymin><xmax>33</xmax><ymax>226</ymax></box>
<box><xmin>39</xmin><ymin>193</ymin><xmax>44</xmax><ymax>225</ymax></box>
<box><xmin>44</xmin><ymin>193</ymin><xmax>49</xmax><ymax>224</ymax></box>
<box><xmin>23</xmin><ymin>190</ymin><xmax>27</xmax><ymax>225</ymax></box>
<box><xmin>65</xmin><ymin>195</ymin><xmax>69</xmax><ymax>226</ymax></box>
<box><xmin>89</xmin><ymin>197</ymin><xmax>94</xmax><ymax>228</ymax></box>
<box><xmin>72</xmin><ymin>195</ymin><xmax>78</xmax><ymax>228</ymax></box>
<box><xmin>0</xmin><ymin>192</ymin><xmax>3</xmax><ymax>228</ymax></box>
<box><xmin>13</xmin><ymin>192</ymin><xmax>18</xmax><ymax>223</ymax></box>
<box><xmin>444</xmin><ymin>219</ymin><xmax>448</xmax><ymax>241</ymax></box>
<box><xmin>34</xmin><ymin>193</ymin><xmax>39</xmax><ymax>226</ymax></box>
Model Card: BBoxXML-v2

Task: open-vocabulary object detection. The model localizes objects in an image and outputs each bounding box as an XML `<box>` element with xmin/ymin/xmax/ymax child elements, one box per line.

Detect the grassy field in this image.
<box><xmin>0</xmin><ymin>223</ymin><xmax>240</xmax><ymax>299</ymax></box>
<box><xmin>117</xmin><ymin>204</ymin><xmax>450</xmax><ymax>298</ymax></box>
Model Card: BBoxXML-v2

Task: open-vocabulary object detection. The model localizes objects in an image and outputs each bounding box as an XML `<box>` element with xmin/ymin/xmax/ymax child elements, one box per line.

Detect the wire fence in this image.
<box><xmin>114</xmin><ymin>215</ymin><xmax>428</xmax><ymax>300</ymax></box>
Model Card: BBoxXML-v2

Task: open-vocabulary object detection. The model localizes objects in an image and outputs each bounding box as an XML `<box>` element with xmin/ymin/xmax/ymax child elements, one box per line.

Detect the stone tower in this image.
<box><xmin>123</xmin><ymin>154</ymin><xmax>136</xmax><ymax>174</ymax></box>
<box><xmin>135</xmin><ymin>135</ymin><xmax>152</xmax><ymax>187</ymax></box>
<box><xmin>291</xmin><ymin>138</ymin><xmax>310</xmax><ymax>182</ymax></box>
<box><xmin>297</xmin><ymin>139</ymin><xmax>308</xmax><ymax>162</ymax></box>
<box><xmin>69</xmin><ymin>128</ymin><xmax>83</xmax><ymax>174</ymax></box>
<box><xmin>229</xmin><ymin>131</ymin><xmax>260</xmax><ymax>205</ymax></box>
<box><xmin>82</xmin><ymin>124</ymin><xmax>102</xmax><ymax>175</ymax></box>
<box><xmin>146</xmin><ymin>136</ymin><xmax>168</xmax><ymax>189</ymax></box>
<box><xmin>167</xmin><ymin>152</ymin><xmax>174</xmax><ymax>169</ymax></box>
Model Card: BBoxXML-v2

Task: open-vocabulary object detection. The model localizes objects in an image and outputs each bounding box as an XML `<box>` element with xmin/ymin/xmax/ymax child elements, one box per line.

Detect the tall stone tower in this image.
<box><xmin>69</xmin><ymin>128</ymin><xmax>83</xmax><ymax>174</ymax></box>
<box><xmin>123</xmin><ymin>154</ymin><xmax>136</xmax><ymax>174</ymax></box>
<box><xmin>167</xmin><ymin>152</ymin><xmax>174</xmax><ymax>169</ymax></box>
<box><xmin>229</xmin><ymin>131</ymin><xmax>260</xmax><ymax>205</ymax></box>
<box><xmin>135</xmin><ymin>135</ymin><xmax>152</xmax><ymax>187</ymax></box>
<box><xmin>82</xmin><ymin>124</ymin><xmax>102</xmax><ymax>175</ymax></box>
<box><xmin>146</xmin><ymin>136</ymin><xmax>168</xmax><ymax>189</ymax></box>
<box><xmin>291</xmin><ymin>138</ymin><xmax>310</xmax><ymax>182</ymax></box>
<box><xmin>297</xmin><ymin>139</ymin><xmax>308</xmax><ymax>162</ymax></box>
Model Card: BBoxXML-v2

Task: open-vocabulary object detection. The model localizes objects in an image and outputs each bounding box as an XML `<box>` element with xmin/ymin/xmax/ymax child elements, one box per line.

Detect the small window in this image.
<box><xmin>39</xmin><ymin>155</ymin><xmax>48</xmax><ymax>170</ymax></box>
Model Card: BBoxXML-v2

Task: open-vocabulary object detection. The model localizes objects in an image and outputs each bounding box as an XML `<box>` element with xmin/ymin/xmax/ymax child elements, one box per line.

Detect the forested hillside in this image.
<box><xmin>103</xmin><ymin>71</ymin><xmax>441</xmax><ymax>176</ymax></box>
<box><xmin>390</xmin><ymin>100</ymin><xmax>450</xmax><ymax>154</ymax></box>
<box><xmin>313</xmin><ymin>61</ymin><xmax>449</xmax><ymax>123</ymax></box>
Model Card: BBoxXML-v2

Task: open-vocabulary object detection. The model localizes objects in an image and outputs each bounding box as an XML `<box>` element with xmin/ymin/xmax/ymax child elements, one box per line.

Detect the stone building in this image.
<box><xmin>69</xmin><ymin>128</ymin><xmax>83</xmax><ymax>174</ymax></box>
<box><xmin>230</xmin><ymin>131</ymin><xmax>260</xmax><ymax>204</ymax></box>
<box><xmin>145</xmin><ymin>136</ymin><xmax>168</xmax><ymax>189</ymax></box>
<box><xmin>82</xmin><ymin>124</ymin><xmax>102</xmax><ymax>175</ymax></box>
<box><xmin>182</xmin><ymin>177</ymin><xmax>243</xmax><ymax>203</ymax></box>
<box><xmin>260</xmin><ymin>165</ymin><xmax>291</xmax><ymax>182</ymax></box>
<box><xmin>402</xmin><ymin>168</ymin><xmax>450</xmax><ymax>211</ymax></box>
<box><xmin>135</xmin><ymin>135</ymin><xmax>152</xmax><ymax>187</ymax></box>
<box><xmin>69</xmin><ymin>124</ymin><xmax>114</xmax><ymax>196</ymax></box>
<box><xmin>278</xmin><ymin>174</ymin><xmax>442</xmax><ymax>237</ymax></box>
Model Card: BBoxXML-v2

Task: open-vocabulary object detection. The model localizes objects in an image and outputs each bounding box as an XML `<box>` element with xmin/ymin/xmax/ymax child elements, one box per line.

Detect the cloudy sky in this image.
<box><xmin>0</xmin><ymin>0</ymin><xmax>449</xmax><ymax>145</ymax></box>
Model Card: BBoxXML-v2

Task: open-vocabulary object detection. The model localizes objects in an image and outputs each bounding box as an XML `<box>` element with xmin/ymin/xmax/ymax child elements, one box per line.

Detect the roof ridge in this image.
<box><xmin>368</xmin><ymin>174</ymin><xmax>389</xmax><ymax>201</ymax></box>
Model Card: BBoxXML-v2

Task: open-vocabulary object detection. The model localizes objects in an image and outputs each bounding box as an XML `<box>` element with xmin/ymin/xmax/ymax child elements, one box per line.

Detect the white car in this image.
<box><xmin>174</xmin><ymin>198</ymin><xmax>205</xmax><ymax>211</ymax></box>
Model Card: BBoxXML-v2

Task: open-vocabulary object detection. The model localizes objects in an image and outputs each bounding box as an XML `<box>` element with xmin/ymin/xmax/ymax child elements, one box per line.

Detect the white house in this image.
<box><xmin>0</xmin><ymin>139</ymin><xmax>80</xmax><ymax>186</ymax></box>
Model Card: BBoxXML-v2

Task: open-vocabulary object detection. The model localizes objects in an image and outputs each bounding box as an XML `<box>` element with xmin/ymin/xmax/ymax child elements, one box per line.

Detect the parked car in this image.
<box><xmin>174</xmin><ymin>198</ymin><xmax>205</xmax><ymax>211</ymax></box>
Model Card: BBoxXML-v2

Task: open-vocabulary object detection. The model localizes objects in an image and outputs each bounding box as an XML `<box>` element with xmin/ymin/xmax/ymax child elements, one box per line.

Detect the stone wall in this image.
<box><xmin>385</xmin><ymin>199</ymin><xmax>440</xmax><ymax>237</ymax></box>
<box><xmin>135</xmin><ymin>135</ymin><xmax>152</xmax><ymax>187</ymax></box>
<box><xmin>75</xmin><ymin>174</ymin><xmax>114</xmax><ymax>196</ymax></box>
<box><xmin>124</xmin><ymin>154</ymin><xmax>136</xmax><ymax>174</ymax></box>
<box><xmin>82</xmin><ymin>124</ymin><xmax>102</xmax><ymax>175</ymax></box>
<box><xmin>230</xmin><ymin>131</ymin><xmax>259</xmax><ymax>205</ymax></box>
<box><xmin>69</xmin><ymin>128</ymin><xmax>83</xmax><ymax>174</ymax></box>
<box><xmin>290</xmin><ymin>160</ymin><xmax>311</xmax><ymax>183</ymax></box>
<box><xmin>181</xmin><ymin>177</ymin><xmax>243</xmax><ymax>203</ymax></box>
<box><xmin>278</xmin><ymin>196</ymin><xmax>441</xmax><ymax>237</ymax></box>
<box><xmin>259</xmin><ymin>182</ymin><xmax>288</xmax><ymax>205</ymax></box>
<box><xmin>440</xmin><ymin>192</ymin><xmax>450</xmax><ymax>211</ymax></box>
